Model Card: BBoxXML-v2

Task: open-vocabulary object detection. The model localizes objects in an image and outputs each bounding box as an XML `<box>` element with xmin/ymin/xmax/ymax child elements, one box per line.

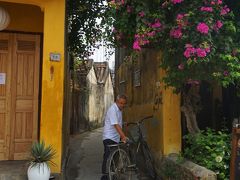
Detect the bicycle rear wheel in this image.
<box><xmin>141</xmin><ymin>142</ymin><xmax>156</xmax><ymax>179</ymax></box>
<box><xmin>107</xmin><ymin>148</ymin><xmax>133</xmax><ymax>180</ymax></box>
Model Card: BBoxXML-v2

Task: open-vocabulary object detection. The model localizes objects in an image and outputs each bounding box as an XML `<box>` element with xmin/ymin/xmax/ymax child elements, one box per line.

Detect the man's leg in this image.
<box><xmin>102</xmin><ymin>139</ymin><xmax>117</xmax><ymax>174</ymax></box>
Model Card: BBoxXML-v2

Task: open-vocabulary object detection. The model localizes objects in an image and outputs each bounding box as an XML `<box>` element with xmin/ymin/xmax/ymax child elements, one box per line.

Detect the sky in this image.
<box><xmin>90</xmin><ymin>45</ymin><xmax>115</xmax><ymax>70</ymax></box>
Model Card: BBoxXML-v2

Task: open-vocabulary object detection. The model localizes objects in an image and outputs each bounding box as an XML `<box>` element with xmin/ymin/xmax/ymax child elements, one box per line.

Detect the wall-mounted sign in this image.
<box><xmin>133</xmin><ymin>70</ymin><xmax>141</xmax><ymax>87</ymax></box>
<box><xmin>50</xmin><ymin>52</ymin><xmax>61</xmax><ymax>62</ymax></box>
<box><xmin>0</xmin><ymin>73</ymin><xmax>6</xmax><ymax>84</ymax></box>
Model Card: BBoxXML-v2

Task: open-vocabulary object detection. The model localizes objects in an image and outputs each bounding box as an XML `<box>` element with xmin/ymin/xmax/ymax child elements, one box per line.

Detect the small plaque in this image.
<box><xmin>134</xmin><ymin>70</ymin><xmax>141</xmax><ymax>87</ymax></box>
<box><xmin>0</xmin><ymin>73</ymin><xmax>6</xmax><ymax>84</ymax></box>
<box><xmin>50</xmin><ymin>53</ymin><xmax>61</xmax><ymax>62</ymax></box>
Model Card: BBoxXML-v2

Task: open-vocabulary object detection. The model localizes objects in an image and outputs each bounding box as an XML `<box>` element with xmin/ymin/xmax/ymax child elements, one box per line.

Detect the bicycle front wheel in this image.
<box><xmin>107</xmin><ymin>148</ymin><xmax>133</xmax><ymax>180</ymax></box>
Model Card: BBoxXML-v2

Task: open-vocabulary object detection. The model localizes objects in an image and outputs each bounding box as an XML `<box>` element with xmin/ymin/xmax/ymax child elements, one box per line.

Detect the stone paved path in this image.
<box><xmin>65</xmin><ymin>128</ymin><xmax>141</xmax><ymax>180</ymax></box>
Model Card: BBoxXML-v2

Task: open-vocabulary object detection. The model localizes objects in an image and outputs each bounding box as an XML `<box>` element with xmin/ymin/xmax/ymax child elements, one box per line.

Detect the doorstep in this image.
<box><xmin>0</xmin><ymin>161</ymin><xmax>63</xmax><ymax>180</ymax></box>
<box><xmin>0</xmin><ymin>160</ymin><xmax>28</xmax><ymax>180</ymax></box>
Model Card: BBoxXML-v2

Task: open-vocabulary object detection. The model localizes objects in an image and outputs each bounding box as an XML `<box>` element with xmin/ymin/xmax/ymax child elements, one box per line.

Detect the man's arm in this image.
<box><xmin>114</xmin><ymin>124</ymin><xmax>127</xmax><ymax>143</ymax></box>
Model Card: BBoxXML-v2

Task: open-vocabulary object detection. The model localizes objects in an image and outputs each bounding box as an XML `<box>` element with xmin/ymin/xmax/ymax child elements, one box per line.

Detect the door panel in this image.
<box><xmin>0</xmin><ymin>33</ymin><xmax>40</xmax><ymax>160</ymax></box>
<box><xmin>11</xmin><ymin>34</ymin><xmax>40</xmax><ymax>160</ymax></box>
<box><xmin>0</xmin><ymin>33</ymin><xmax>12</xmax><ymax>160</ymax></box>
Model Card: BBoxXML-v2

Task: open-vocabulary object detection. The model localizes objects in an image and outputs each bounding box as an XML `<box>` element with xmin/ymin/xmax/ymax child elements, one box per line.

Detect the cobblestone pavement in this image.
<box><xmin>65</xmin><ymin>128</ymin><xmax>154</xmax><ymax>180</ymax></box>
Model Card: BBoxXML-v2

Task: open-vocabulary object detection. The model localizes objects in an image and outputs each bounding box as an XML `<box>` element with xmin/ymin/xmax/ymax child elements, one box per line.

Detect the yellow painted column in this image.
<box><xmin>40</xmin><ymin>0</ymin><xmax>65</xmax><ymax>173</ymax></box>
<box><xmin>161</xmin><ymin>74</ymin><xmax>181</xmax><ymax>155</ymax></box>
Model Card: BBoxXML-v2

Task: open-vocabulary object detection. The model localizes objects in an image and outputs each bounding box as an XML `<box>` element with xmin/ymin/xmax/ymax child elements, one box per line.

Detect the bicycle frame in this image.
<box><xmin>126</xmin><ymin>115</ymin><xmax>156</xmax><ymax>179</ymax></box>
<box><xmin>127</xmin><ymin>115</ymin><xmax>153</xmax><ymax>151</ymax></box>
<box><xmin>107</xmin><ymin>116</ymin><xmax>156</xmax><ymax>180</ymax></box>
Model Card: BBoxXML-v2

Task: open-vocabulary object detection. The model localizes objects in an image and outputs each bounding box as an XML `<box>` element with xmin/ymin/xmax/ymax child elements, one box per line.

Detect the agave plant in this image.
<box><xmin>29</xmin><ymin>140</ymin><xmax>56</xmax><ymax>168</ymax></box>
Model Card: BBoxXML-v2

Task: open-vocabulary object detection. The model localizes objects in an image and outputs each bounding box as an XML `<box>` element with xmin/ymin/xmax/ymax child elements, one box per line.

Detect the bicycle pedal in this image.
<box><xmin>127</xmin><ymin>164</ymin><xmax>138</xmax><ymax>172</ymax></box>
<box><xmin>127</xmin><ymin>164</ymin><xmax>136</xmax><ymax>168</ymax></box>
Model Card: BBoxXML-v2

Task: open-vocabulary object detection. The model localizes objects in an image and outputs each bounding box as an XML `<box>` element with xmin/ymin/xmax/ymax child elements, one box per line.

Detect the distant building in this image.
<box><xmin>71</xmin><ymin>60</ymin><xmax>114</xmax><ymax>133</ymax></box>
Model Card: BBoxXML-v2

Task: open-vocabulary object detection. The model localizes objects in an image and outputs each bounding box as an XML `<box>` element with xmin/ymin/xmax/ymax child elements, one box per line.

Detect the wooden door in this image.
<box><xmin>0</xmin><ymin>33</ymin><xmax>12</xmax><ymax>160</ymax></box>
<box><xmin>0</xmin><ymin>33</ymin><xmax>40</xmax><ymax>160</ymax></box>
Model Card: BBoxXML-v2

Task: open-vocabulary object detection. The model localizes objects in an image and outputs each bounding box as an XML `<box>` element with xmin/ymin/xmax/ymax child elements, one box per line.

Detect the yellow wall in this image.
<box><xmin>39</xmin><ymin>0</ymin><xmax>65</xmax><ymax>173</ymax></box>
<box><xmin>116</xmin><ymin>49</ymin><xmax>181</xmax><ymax>156</ymax></box>
<box><xmin>0</xmin><ymin>0</ymin><xmax>66</xmax><ymax>173</ymax></box>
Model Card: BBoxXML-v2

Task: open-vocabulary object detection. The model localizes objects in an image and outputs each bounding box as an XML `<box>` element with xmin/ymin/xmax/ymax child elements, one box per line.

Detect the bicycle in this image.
<box><xmin>106</xmin><ymin>116</ymin><xmax>157</xmax><ymax>180</ymax></box>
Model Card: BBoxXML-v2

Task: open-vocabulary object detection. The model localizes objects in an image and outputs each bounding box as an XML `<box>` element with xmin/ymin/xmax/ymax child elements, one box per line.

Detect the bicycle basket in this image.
<box><xmin>128</xmin><ymin>124</ymin><xmax>147</xmax><ymax>142</ymax></box>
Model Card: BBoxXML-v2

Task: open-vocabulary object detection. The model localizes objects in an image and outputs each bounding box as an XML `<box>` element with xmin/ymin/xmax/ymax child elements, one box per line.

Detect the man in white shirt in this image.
<box><xmin>101</xmin><ymin>94</ymin><xmax>127</xmax><ymax>178</ymax></box>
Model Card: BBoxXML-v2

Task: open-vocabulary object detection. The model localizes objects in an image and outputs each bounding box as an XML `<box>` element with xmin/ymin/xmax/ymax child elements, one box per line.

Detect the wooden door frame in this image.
<box><xmin>5</xmin><ymin>30</ymin><xmax>43</xmax><ymax>140</ymax></box>
<box><xmin>0</xmin><ymin>31</ymin><xmax>43</xmax><ymax>160</ymax></box>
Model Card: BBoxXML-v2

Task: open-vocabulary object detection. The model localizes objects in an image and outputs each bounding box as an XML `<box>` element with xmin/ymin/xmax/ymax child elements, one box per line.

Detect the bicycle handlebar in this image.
<box><xmin>126</xmin><ymin>115</ymin><xmax>153</xmax><ymax>126</ymax></box>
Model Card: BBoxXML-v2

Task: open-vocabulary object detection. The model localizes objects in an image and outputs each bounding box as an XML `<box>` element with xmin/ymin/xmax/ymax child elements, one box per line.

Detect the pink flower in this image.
<box><xmin>185</xmin><ymin>44</ymin><xmax>193</xmax><ymax>48</ymax></box>
<box><xmin>210</xmin><ymin>1</ymin><xmax>215</xmax><ymax>5</ymax></box>
<box><xmin>151</xmin><ymin>20</ymin><xmax>162</xmax><ymax>28</ymax></box>
<box><xmin>142</xmin><ymin>40</ymin><xmax>150</xmax><ymax>45</ymax></box>
<box><xmin>171</xmin><ymin>0</ymin><xmax>184</xmax><ymax>4</ymax></box>
<box><xmin>196</xmin><ymin>48</ymin><xmax>207</xmax><ymax>57</ymax></box>
<box><xmin>147</xmin><ymin>31</ymin><xmax>156</xmax><ymax>37</ymax></box>
<box><xmin>223</xmin><ymin>70</ymin><xmax>229</xmax><ymax>76</ymax></box>
<box><xmin>214</xmin><ymin>20</ymin><xmax>223</xmax><ymax>31</ymax></box>
<box><xmin>178</xmin><ymin>63</ymin><xmax>184</xmax><ymax>70</ymax></box>
<box><xmin>217</xmin><ymin>0</ymin><xmax>222</xmax><ymax>5</ymax></box>
<box><xmin>197</xmin><ymin>22</ymin><xmax>209</xmax><ymax>34</ymax></box>
<box><xmin>134</xmin><ymin>34</ymin><xmax>140</xmax><ymax>38</ymax></box>
<box><xmin>220</xmin><ymin>6</ymin><xmax>230</xmax><ymax>15</ymax></box>
<box><xmin>216</xmin><ymin>20</ymin><xmax>223</xmax><ymax>28</ymax></box>
<box><xmin>138</xmin><ymin>11</ymin><xmax>145</xmax><ymax>17</ymax></box>
<box><xmin>170</xmin><ymin>28</ymin><xmax>182</xmax><ymax>39</ymax></box>
<box><xmin>127</xmin><ymin>5</ymin><xmax>132</xmax><ymax>13</ymax></box>
<box><xmin>200</xmin><ymin>7</ymin><xmax>213</xmax><ymax>12</ymax></box>
<box><xmin>176</xmin><ymin>14</ymin><xmax>184</xmax><ymax>20</ymax></box>
<box><xmin>133</xmin><ymin>40</ymin><xmax>141</xmax><ymax>50</ymax></box>
<box><xmin>205</xmin><ymin>47</ymin><xmax>211</xmax><ymax>53</ymax></box>
<box><xmin>112</xmin><ymin>27</ymin><xmax>117</xmax><ymax>33</ymax></box>
<box><xmin>184</xmin><ymin>47</ymin><xmax>195</xmax><ymax>58</ymax></box>
<box><xmin>162</xmin><ymin>1</ymin><xmax>169</xmax><ymax>8</ymax></box>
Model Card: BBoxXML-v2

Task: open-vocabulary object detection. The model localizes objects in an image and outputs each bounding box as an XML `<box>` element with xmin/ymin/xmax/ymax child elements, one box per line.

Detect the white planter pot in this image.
<box><xmin>27</xmin><ymin>162</ymin><xmax>50</xmax><ymax>180</ymax></box>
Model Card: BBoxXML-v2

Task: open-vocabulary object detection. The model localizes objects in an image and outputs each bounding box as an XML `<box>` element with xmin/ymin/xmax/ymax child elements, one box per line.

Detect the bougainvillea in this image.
<box><xmin>103</xmin><ymin>0</ymin><xmax>240</xmax><ymax>91</ymax></box>
<box><xmin>102</xmin><ymin>0</ymin><xmax>240</xmax><ymax>135</ymax></box>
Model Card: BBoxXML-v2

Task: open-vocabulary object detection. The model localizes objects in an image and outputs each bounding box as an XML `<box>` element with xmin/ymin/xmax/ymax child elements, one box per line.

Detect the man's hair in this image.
<box><xmin>116</xmin><ymin>94</ymin><xmax>127</xmax><ymax>100</ymax></box>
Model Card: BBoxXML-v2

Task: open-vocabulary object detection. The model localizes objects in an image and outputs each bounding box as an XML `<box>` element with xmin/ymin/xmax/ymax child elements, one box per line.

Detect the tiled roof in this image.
<box><xmin>75</xmin><ymin>60</ymin><xmax>112</xmax><ymax>85</ymax></box>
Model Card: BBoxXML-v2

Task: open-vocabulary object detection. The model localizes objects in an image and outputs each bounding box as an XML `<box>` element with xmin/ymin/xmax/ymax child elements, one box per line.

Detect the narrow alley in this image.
<box><xmin>65</xmin><ymin>128</ymin><xmax>142</xmax><ymax>180</ymax></box>
<box><xmin>65</xmin><ymin>128</ymin><xmax>103</xmax><ymax>180</ymax></box>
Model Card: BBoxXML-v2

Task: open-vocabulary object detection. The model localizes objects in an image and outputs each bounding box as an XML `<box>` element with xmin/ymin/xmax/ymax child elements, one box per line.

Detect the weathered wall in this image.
<box><xmin>87</xmin><ymin>67</ymin><xmax>114</xmax><ymax>127</ymax></box>
<box><xmin>87</xmin><ymin>67</ymin><xmax>104</xmax><ymax>125</ymax></box>
<box><xmin>115</xmin><ymin>48</ymin><xmax>181</xmax><ymax>156</ymax></box>
<box><xmin>104</xmin><ymin>73</ymin><xmax>114</xmax><ymax>120</ymax></box>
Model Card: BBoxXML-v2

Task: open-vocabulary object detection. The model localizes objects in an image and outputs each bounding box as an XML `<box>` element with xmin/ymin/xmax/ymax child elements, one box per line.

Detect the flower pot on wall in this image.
<box><xmin>27</xmin><ymin>162</ymin><xmax>50</xmax><ymax>180</ymax></box>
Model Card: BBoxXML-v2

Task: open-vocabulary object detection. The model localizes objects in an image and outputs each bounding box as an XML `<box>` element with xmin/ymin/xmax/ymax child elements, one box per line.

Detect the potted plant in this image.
<box><xmin>27</xmin><ymin>140</ymin><xmax>56</xmax><ymax>180</ymax></box>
